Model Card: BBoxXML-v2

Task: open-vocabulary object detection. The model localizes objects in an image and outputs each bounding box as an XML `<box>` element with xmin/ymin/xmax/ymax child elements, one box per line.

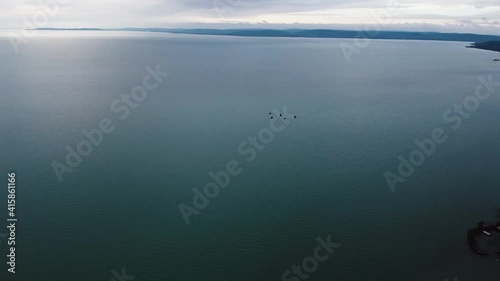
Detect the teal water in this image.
<box><xmin>1</xmin><ymin>31</ymin><xmax>500</xmax><ymax>281</ymax></box>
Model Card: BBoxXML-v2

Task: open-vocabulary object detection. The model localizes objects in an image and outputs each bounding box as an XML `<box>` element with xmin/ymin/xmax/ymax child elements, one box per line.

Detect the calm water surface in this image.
<box><xmin>1</xmin><ymin>31</ymin><xmax>499</xmax><ymax>281</ymax></box>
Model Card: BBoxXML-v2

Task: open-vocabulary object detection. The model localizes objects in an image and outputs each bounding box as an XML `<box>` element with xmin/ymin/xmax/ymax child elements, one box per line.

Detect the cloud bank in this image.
<box><xmin>1</xmin><ymin>0</ymin><xmax>499</xmax><ymax>34</ymax></box>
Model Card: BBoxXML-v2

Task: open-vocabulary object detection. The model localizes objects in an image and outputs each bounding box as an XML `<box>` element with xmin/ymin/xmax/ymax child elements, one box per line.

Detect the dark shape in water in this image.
<box><xmin>467</xmin><ymin>220</ymin><xmax>500</xmax><ymax>256</ymax></box>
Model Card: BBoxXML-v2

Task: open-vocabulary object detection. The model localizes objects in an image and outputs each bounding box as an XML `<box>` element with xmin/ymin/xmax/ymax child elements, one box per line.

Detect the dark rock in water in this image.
<box><xmin>467</xmin><ymin>220</ymin><xmax>500</xmax><ymax>256</ymax></box>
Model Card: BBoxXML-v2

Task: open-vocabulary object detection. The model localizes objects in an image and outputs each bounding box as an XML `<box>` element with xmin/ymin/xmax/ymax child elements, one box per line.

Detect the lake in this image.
<box><xmin>1</xmin><ymin>31</ymin><xmax>499</xmax><ymax>281</ymax></box>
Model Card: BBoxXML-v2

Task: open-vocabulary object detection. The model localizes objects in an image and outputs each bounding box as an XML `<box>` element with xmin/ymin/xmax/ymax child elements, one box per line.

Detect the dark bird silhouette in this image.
<box><xmin>270</xmin><ymin>116</ymin><xmax>274</xmax><ymax>119</ymax></box>
<box><xmin>280</xmin><ymin>114</ymin><xmax>282</xmax><ymax>117</ymax></box>
<box><xmin>294</xmin><ymin>115</ymin><xmax>297</xmax><ymax>118</ymax></box>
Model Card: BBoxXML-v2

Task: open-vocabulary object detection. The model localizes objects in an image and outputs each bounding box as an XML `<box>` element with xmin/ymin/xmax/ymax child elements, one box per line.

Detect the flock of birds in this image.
<box><xmin>269</xmin><ymin>112</ymin><xmax>297</xmax><ymax>120</ymax></box>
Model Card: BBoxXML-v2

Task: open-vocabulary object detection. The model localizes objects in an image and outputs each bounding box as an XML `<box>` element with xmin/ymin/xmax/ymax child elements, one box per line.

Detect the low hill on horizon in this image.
<box><xmin>35</xmin><ymin>28</ymin><xmax>500</xmax><ymax>43</ymax></box>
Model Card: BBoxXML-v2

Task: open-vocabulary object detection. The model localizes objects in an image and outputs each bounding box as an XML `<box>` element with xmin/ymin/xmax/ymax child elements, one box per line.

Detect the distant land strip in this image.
<box><xmin>467</xmin><ymin>41</ymin><xmax>500</xmax><ymax>52</ymax></box>
<box><xmin>35</xmin><ymin>28</ymin><xmax>500</xmax><ymax>44</ymax></box>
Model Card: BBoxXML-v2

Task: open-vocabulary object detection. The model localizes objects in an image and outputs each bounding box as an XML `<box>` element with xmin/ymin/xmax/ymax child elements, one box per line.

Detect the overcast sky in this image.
<box><xmin>1</xmin><ymin>0</ymin><xmax>499</xmax><ymax>34</ymax></box>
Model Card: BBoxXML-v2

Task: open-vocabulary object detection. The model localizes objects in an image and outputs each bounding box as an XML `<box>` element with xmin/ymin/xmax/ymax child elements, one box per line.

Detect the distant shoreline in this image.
<box><xmin>467</xmin><ymin>41</ymin><xmax>500</xmax><ymax>53</ymax></box>
<box><xmin>33</xmin><ymin>28</ymin><xmax>500</xmax><ymax>44</ymax></box>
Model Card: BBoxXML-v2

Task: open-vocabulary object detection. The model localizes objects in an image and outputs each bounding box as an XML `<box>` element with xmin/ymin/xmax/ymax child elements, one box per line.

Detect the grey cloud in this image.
<box><xmin>0</xmin><ymin>0</ymin><xmax>499</xmax><ymax>34</ymax></box>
